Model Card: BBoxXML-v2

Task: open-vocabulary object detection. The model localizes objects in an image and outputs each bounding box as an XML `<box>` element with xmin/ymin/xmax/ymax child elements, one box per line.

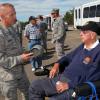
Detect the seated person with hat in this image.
<box><xmin>29</xmin><ymin>21</ymin><xmax>100</xmax><ymax>100</ymax></box>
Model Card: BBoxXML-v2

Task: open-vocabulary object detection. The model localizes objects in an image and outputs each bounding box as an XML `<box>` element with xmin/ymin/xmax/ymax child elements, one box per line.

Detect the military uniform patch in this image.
<box><xmin>83</xmin><ymin>56</ymin><xmax>92</xmax><ymax>64</ymax></box>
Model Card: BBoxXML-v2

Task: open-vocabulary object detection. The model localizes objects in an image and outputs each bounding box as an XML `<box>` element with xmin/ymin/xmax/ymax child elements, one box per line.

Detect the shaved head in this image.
<box><xmin>0</xmin><ymin>3</ymin><xmax>14</xmax><ymax>17</ymax></box>
<box><xmin>0</xmin><ymin>3</ymin><xmax>16</xmax><ymax>27</ymax></box>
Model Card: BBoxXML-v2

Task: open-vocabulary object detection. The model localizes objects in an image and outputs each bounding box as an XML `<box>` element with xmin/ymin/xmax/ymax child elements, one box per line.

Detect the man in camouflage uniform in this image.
<box><xmin>51</xmin><ymin>8</ymin><xmax>66</xmax><ymax>59</ymax></box>
<box><xmin>12</xmin><ymin>20</ymin><xmax>23</xmax><ymax>45</ymax></box>
<box><xmin>0</xmin><ymin>3</ymin><xmax>32</xmax><ymax>100</ymax></box>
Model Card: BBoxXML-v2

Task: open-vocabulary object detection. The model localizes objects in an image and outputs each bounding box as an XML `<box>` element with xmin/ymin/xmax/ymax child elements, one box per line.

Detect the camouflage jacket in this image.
<box><xmin>0</xmin><ymin>25</ymin><xmax>24</xmax><ymax>81</ymax></box>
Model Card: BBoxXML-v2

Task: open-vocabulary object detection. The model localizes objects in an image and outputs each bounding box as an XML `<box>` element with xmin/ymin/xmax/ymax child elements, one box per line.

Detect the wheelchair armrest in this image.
<box><xmin>72</xmin><ymin>80</ymin><xmax>100</xmax><ymax>97</ymax></box>
<box><xmin>59</xmin><ymin>61</ymin><xmax>69</xmax><ymax>74</ymax></box>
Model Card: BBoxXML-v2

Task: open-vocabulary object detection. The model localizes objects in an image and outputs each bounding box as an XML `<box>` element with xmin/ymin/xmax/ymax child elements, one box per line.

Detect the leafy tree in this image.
<box><xmin>20</xmin><ymin>21</ymin><xmax>28</xmax><ymax>29</ymax></box>
<box><xmin>63</xmin><ymin>9</ymin><xmax>74</xmax><ymax>25</ymax></box>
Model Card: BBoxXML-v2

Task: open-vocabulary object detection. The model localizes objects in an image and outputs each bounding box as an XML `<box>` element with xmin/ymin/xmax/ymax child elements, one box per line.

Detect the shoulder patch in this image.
<box><xmin>83</xmin><ymin>56</ymin><xmax>92</xmax><ymax>64</ymax></box>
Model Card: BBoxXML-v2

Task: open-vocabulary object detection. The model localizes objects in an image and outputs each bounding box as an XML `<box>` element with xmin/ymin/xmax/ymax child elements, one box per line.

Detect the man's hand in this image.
<box><xmin>49</xmin><ymin>63</ymin><xmax>59</xmax><ymax>78</ymax></box>
<box><xmin>56</xmin><ymin>81</ymin><xmax>69</xmax><ymax>93</ymax></box>
<box><xmin>20</xmin><ymin>53</ymin><xmax>33</xmax><ymax>62</ymax></box>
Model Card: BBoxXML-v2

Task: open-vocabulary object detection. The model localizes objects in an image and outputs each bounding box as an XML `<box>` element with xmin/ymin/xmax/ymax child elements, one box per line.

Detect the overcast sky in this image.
<box><xmin>0</xmin><ymin>0</ymin><xmax>95</xmax><ymax>21</ymax></box>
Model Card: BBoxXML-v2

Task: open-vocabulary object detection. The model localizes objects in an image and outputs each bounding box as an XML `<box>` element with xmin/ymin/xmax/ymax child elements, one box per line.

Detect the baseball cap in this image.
<box><xmin>29</xmin><ymin>16</ymin><xmax>36</xmax><ymax>22</ymax></box>
<box><xmin>77</xmin><ymin>21</ymin><xmax>100</xmax><ymax>35</ymax></box>
<box><xmin>37</xmin><ymin>15</ymin><xmax>43</xmax><ymax>19</ymax></box>
<box><xmin>51</xmin><ymin>8</ymin><xmax>59</xmax><ymax>14</ymax></box>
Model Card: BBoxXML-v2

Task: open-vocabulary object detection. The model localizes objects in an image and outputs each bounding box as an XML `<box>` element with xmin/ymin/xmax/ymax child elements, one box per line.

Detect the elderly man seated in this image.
<box><xmin>29</xmin><ymin>21</ymin><xmax>100</xmax><ymax>100</ymax></box>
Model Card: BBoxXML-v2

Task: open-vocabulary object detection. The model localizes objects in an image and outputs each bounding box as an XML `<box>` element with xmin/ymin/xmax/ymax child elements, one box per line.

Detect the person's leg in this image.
<box><xmin>29</xmin><ymin>78</ymin><xmax>58</xmax><ymax>100</ymax></box>
<box><xmin>36</xmin><ymin>56</ymin><xmax>42</xmax><ymax>68</ymax></box>
<box><xmin>55</xmin><ymin>40</ymin><xmax>65</xmax><ymax>59</ymax></box>
<box><xmin>28</xmin><ymin>41</ymin><xmax>36</xmax><ymax>71</ymax></box>
<box><xmin>17</xmin><ymin>72</ymin><xmax>30</xmax><ymax>100</ymax></box>
<box><xmin>43</xmin><ymin>32</ymin><xmax>47</xmax><ymax>53</ymax></box>
<box><xmin>32</xmin><ymin>43</ymin><xmax>43</xmax><ymax>69</ymax></box>
<box><xmin>31</xmin><ymin>57</ymin><xmax>39</xmax><ymax>69</ymax></box>
<box><xmin>0</xmin><ymin>80</ymin><xmax>18</xmax><ymax>100</ymax></box>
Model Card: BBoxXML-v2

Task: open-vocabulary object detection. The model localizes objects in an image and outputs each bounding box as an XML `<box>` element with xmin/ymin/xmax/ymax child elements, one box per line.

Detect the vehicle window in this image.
<box><xmin>75</xmin><ymin>9</ymin><xmax>77</xmax><ymax>19</ymax></box>
<box><xmin>89</xmin><ymin>6</ymin><xmax>96</xmax><ymax>17</ymax></box>
<box><xmin>83</xmin><ymin>7</ymin><xmax>89</xmax><ymax>18</ymax></box>
<box><xmin>96</xmin><ymin>5</ymin><xmax>100</xmax><ymax>17</ymax></box>
<box><xmin>79</xmin><ymin>9</ymin><xmax>80</xmax><ymax>18</ymax></box>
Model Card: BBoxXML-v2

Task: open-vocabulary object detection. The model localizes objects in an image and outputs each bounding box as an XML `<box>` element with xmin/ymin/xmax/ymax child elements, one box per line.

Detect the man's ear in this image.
<box><xmin>90</xmin><ymin>32</ymin><xmax>96</xmax><ymax>39</ymax></box>
<box><xmin>0</xmin><ymin>16</ymin><xmax>4</xmax><ymax>21</ymax></box>
<box><xmin>0</xmin><ymin>17</ymin><xmax>1</xmax><ymax>20</ymax></box>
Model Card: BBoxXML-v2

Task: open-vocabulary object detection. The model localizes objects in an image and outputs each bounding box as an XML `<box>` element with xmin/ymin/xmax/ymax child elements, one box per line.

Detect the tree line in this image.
<box><xmin>20</xmin><ymin>9</ymin><xmax>74</xmax><ymax>29</ymax></box>
<box><xmin>63</xmin><ymin>9</ymin><xmax>74</xmax><ymax>25</ymax></box>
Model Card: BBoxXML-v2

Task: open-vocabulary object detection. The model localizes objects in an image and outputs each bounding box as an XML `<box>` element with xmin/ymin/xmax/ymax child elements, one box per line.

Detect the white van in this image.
<box><xmin>74</xmin><ymin>0</ymin><xmax>100</xmax><ymax>28</ymax></box>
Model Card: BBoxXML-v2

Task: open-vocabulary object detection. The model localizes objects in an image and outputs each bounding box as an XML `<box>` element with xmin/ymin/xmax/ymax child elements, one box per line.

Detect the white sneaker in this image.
<box><xmin>32</xmin><ymin>68</ymin><xmax>36</xmax><ymax>71</ymax></box>
<box><xmin>40</xmin><ymin>66</ymin><xmax>44</xmax><ymax>70</ymax></box>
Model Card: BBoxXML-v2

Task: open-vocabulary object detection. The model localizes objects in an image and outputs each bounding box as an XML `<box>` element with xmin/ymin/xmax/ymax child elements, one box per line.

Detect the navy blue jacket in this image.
<box><xmin>58</xmin><ymin>43</ymin><xmax>100</xmax><ymax>88</ymax></box>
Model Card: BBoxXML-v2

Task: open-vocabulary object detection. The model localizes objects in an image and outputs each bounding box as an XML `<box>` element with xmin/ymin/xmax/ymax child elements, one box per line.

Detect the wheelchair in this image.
<box><xmin>72</xmin><ymin>80</ymin><xmax>100</xmax><ymax>100</ymax></box>
<box><xmin>58</xmin><ymin>61</ymin><xmax>100</xmax><ymax>100</ymax></box>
